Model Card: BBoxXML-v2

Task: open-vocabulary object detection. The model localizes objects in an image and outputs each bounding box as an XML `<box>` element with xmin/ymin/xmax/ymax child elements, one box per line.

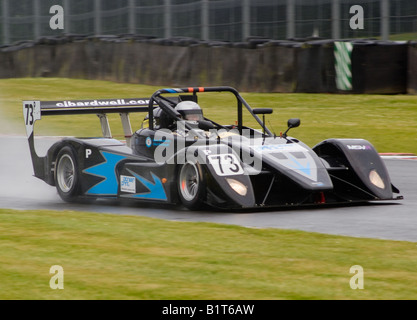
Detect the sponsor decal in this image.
<box><xmin>252</xmin><ymin>143</ymin><xmax>304</xmax><ymax>153</ymax></box>
<box><xmin>347</xmin><ymin>145</ymin><xmax>372</xmax><ymax>150</ymax></box>
<box><xmin>145</xmin><ymin>137</ymin><xmax>171</xmax><ymax>148</ymax></box>
<box><xmin>54</xmin><ymin>99</ymin><xmax>151</xmax><ymax>107</ymax></box>
<box><xmin>146</xmin><ymin>137</ymin><xmax>152</xmax><ymax>148</ymax></box>
<box><xmin>120</xmin><ymin>175</ymin><xmax>136</xmax><ymax>194</ymax></box>
<box><xmin>153</xmin><ymin>138</ymin><xmax>171</xmax><ymax>147</ymax></box>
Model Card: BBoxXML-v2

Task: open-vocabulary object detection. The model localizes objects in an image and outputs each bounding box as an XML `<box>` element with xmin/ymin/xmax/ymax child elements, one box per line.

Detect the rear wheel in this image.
<box><xmin>55</xmin><ymin>146</ymin><xmax>80</xmax><ymax>202</ymax></box>
<box><xmin>177</xmin><ymin>162</ymin><xmax>206</xmax><ymax>210</ymax></box>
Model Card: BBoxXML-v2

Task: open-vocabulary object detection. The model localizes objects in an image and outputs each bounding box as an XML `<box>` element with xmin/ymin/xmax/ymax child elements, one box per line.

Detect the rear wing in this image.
<box><xmin>23</xmin><ymin>98</ymin><xmax>154</xmax><ymax>181</ymax></box>
<box><xmin>23</xmin><ymin>98</ymin><xmax>155</xmax><ymax>143</ymax></box>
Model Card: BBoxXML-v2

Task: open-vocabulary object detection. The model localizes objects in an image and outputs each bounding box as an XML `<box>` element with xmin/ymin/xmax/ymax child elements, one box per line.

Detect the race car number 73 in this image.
<box><xmin>208</xmin><ymin>154</ymin><xmax>244</xmax><ymax>176</ymax></box>
<box><xmin>24</xmin><ymin>103</ymin><xmax>35</xmax><ymax>125</ymax></box>
<box><xmin>23</xmin><ymin>101</ymin><xmax>41</xmax><ymax>136</ymax></box>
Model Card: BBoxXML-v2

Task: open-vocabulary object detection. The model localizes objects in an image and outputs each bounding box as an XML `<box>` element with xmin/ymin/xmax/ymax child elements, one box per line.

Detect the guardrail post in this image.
<box><xmin>201</xmin><ymin>0</ymin><xmax>209</xmax><ymax>41</ymax></box>
<box><xmin>2</xmin><ymin>0</ymin><xmax>10</xmax><ymax>44</ymax></box>
<box><xmin>286</xmin><ymin>0</ymin><xmax>295</xmax><ymax>39</ymax></box>
<box><xmin>242</xmin><ymin>0</ymin><xmax>250</xmax><ymax>41</ymax></box>
<box><xmin>164</xmin><ymin>0</ymin><xmax>172</xmax><ymax>38</ymax></box>
<box><xmin>64</xmin><ymin>0</ymin><xmax>70</xmax><ymax>33</ymax></box>
<box><xmin>94</xmin><ymin>0</ymin><xmax>102</xmax><ymax>35</ymax></box>
<box><xmin>381</xmin><ymin>0</ymin><xmax>390</xmax><ymax>40</ymax></box>
<box><xmin>332</xmin><ymin>0</ymin><xmax>340</xmax><ymax>39</ymax></box>
<box><xmin>128</xmin><ymin>0</ymin><xmax>136</xmax><ymax>34</ymax></box>
<box><xmin>34</xmin><ymin>0</ymin><xmax>41</xmax><ymax>40</ymax></box>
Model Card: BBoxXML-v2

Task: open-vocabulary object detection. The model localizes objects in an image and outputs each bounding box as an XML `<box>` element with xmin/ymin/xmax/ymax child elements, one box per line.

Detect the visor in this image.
<box><xmin>181</xmin><ymin>110</ymin><xmax>203</xmax><ymax>121</ymax></box>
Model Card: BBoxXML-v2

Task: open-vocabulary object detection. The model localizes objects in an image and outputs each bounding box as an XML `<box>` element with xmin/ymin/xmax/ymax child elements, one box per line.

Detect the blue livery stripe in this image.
<box><xmin>84</xmin><ymin>152</ymin><xmax>126</xmax><ymax>196</ymax></box>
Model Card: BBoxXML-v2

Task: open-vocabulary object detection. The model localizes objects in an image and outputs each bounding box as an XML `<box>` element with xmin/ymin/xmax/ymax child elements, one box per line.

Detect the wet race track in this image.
<box><xmin>1</xmin><ymin>136</ymin><xmax>416</xmax><ymax>242</ymax></box>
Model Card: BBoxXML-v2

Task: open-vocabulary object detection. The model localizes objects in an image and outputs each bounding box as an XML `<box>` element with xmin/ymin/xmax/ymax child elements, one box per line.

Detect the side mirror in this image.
<box><xmin>198</xmin><ymin>120</ymin><xmax>215</xmax><ymax>131</ymax></box>
<box><xmin>283</xmin><ymin>118</ymin><xmax>301</xmax><ymax>139</ymax></box>
<box><xmin>287</xmin><ymin>118</ymin><xmax>300</xmax><ymax>129</ymax></box>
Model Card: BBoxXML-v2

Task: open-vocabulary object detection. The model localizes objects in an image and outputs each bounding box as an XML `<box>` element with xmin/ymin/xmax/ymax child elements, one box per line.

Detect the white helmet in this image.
<box><xmin>175</xmin><ymin>101</ymin><xmax>203</xmax><ymax>122</ymax></box>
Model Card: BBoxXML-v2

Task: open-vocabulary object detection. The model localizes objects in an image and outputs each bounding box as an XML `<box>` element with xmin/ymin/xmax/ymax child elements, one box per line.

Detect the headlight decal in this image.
<box><xmin>226</xmin><ymin>178</ymin><xmax>248</xmax><ymax>196</ymax></box>
<box><xmin>369</xmin><ymin>170</ymin><xmax>385</xmax><ymax>189</ymax></box>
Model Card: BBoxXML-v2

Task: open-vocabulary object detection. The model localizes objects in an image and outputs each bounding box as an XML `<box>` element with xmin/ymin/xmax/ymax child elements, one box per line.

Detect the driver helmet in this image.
<box><xmin>175</xmin><ymin>101</ymin><xmax>204</xmax><ymax>123</ymax></box>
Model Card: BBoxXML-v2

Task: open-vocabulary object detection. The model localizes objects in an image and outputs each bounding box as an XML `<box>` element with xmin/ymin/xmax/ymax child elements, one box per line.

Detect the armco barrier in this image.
<box><xmin>295</xmin><ymin>40</ymin><xmax>338</xmax><ymax>93</ymax></box>
<box><xmin>0</xmin><ymin>35</ymin><xmax>413</xmax><ymax>94</ymax></box>
<box><xmin>257</xmin><ymin>41</ymin><xmax>299</xmax><ymax>93</ymax></box>
<box><xmin>407</xmin><ymin>41</ymin><xmax>417</xmax><ymax>94</ymax></box>
<box><xmin>351</xmin><ymin>40</ymin><xmax>408</xmax><ymax>94</ymax></box>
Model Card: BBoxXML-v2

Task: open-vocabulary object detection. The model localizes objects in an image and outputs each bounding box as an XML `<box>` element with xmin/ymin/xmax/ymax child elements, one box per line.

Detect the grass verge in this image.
<box><xmin>0</xmin><ymin>78</ymin><xmax>416</xmax><ymax>154</ymax></box>
<box><xmin>1</xmin><ymin>209</ymin><xmax>417</xmax><ymax>300</ymax></box>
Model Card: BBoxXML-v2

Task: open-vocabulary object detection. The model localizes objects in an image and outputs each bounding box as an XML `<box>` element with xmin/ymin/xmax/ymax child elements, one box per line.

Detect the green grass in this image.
<box><xmin>1</xmin><ymin>78</ymin><xmax>416</xmax><ymax>154</ymax></box>
<box><xmin>1</xmin><ymin>209</ymin><xmax>417</xmax><ymax>300</ymax></box>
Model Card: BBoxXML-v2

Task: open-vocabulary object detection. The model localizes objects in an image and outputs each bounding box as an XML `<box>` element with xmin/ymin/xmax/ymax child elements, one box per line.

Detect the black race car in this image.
<box><xmin>23</xmin><ymin>86</ymin><xmax>402</xmax><ymax>210</ymax></box>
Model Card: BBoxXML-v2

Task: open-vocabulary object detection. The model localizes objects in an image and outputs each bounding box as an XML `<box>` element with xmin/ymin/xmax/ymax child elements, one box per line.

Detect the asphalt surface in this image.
<box><xmin>1</xmin><ymin>136</ymin><xmax>416</xmax><ymax>242</ymax></box>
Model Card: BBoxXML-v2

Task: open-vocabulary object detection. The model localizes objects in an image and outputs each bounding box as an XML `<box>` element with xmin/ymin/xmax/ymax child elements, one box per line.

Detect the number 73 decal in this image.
<box><xmin>23</xmin><ymin>101</ymin><xmax>41</xmax><ymax>136</ymax></box>
<box><xmin>208</xmin><ymin>154</ymin><xmax>244</xmax><ymax>176</ymax></box>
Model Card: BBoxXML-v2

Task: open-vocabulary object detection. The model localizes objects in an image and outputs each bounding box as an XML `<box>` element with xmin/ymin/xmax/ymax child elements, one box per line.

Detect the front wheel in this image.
<box><xmin>177</xmin><ymin>162</ymin><xmax>206</xmax><ymax>210</ymax></box>
<box><xmin>55</xmin><ymin>146</ymin><xmax>80</xmax><ymax>202</ymax></box>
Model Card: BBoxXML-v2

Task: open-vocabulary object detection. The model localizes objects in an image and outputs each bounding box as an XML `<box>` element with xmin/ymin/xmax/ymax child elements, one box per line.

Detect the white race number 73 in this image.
<box><xmin>23</xmin><ymin>101</ymin><xmax>41</xmax><ymax>136</ymax></box>
<box><xmin>208</xmin><ymin>154</ymin><xmax>244</xmax><ymax>176</ymax></box>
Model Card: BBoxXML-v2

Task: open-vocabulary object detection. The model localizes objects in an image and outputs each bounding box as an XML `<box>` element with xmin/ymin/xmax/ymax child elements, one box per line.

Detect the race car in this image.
<box><xmin>23</xmin><ymin>86</ymin><xmax>402</xmax><ymax>210</ymax></box>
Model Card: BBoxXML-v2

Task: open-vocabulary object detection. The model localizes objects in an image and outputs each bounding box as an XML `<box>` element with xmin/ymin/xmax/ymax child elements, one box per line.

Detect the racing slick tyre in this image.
<box><xmin>54</xmin><ymin>146</ymin><xmax>80</xmax><ymax>202</ymax></box>
<box><xmin>177</xmin><ymin>161</ymin><xmax>206</xmax><ymax>210</ymax></box>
